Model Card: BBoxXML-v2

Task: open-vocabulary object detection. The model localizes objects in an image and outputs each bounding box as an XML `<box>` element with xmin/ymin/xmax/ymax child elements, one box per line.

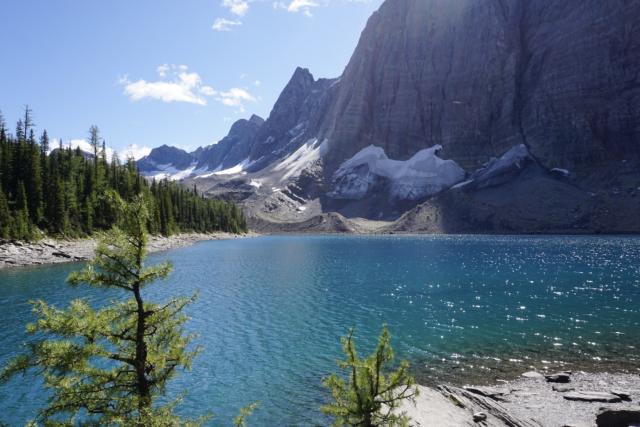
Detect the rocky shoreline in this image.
<box><xmin>403</xmin><ymin>371</ymin><xmax>640</xmax><ymax>427</ymax></box>
<box><xmin>0</xmin><ymin>232</ymin><xmax>251</xmax><ymax>270</ymax></box>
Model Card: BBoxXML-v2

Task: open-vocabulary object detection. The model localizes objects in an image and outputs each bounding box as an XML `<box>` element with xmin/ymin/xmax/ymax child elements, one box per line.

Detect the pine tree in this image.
<box><xmin>22</xmin><ymin>105</ymin><xmax>35</xmax><ymax>140</ymax></box>
<box><xmin>27</xmin><ymin>129</ymin><xmax>43</xmax><ymax>224</ymax></box>
<box><xmin>14</xmin><ymin>181</ymin><xmax>31</xmax><ymax>240</ymax></box>
<box><xmin>0</xmin><ymin>107</ymin><xmax>247</xmax><ymax>240</ymax></box>
<box><xmin>0</xmin><ymin>187</ymin><xmax>11</xmax><ymax>238</ymax></box>
<box><xmin>89</xmin><ymin>124</ymin><xmax>100</xmax><ymax>174</ymax></box>
<box><xmin>40</xmin><ymin>131</ymin><xmax>50</xmax><ymax>228</ymax></box>
<box><xmin>0</xmin><ymin>193</ymin><xmax>205</xmax><ymax>425</ymax></box>
<box><xmin>322</xmin><ymin>326</ymin><xmax>418</xmax><ymax>427</ymax></box>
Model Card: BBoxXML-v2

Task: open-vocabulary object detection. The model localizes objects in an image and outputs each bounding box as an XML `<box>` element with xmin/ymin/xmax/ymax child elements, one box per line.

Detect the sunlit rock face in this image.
<box><xmin>318</xmin><ymin>0</ymin><xmax>640</xmax><ymax>177</ymax></box>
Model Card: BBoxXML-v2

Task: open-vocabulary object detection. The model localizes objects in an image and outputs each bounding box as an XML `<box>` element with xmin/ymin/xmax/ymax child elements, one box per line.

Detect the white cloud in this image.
<box><xmin>120</xmin><ymin>65</ymin><xmax>216</xmax><ymax>106</ymax></box>
<box><xmin>157</xmin><ymin>64</ymin><xmax>170</xmax><ymax>77</ymax></box>
<box><xmin>254</xmin><ymin>80</ymin><xmax>261</xmax><ymax>87</ymax></box>
<box><xmin>52</xmin><ymin>138</ymin><xmax>116</xmax><ymax>162</ymax></box>
<box><xmin>274</xmin><ymin>0</ymin><xmax>318</xmax><ymax>16</ymax></box>
<box><xmin>222</xmin><ymin>0</ymin><xmax>249</xmax><ymax>16</ymax></box>
<box><xmin>200</xmin><ymin>85</ymin><xmax>216</xmax><ymax>96</ymax></box>
<box><xmin>122</xmin><ymin>144</ymin><xmax>152</xmax><ymax>160</ymax></box>
<box><xmin>273</xmin><ymin>0</ymin><xmax>370</xmax><ymax>17</ymax></box>
<box><xmin>51</xmin><ymin>139</ymin><xmax>151</xmax><ymax>162</ymax></box>
<box><xmin>215</xmin><ymin>87</ymin><xmax>257</xmax><ymax>108</ymax></box>
<box><xmin>120</xmin><ymin>65</ymin><xmax>258</xmax><ymax>111</ymax></box>
<box><xmin>212</xmin><ymin>18</ymin><xmax>242</xmax><ymax>31</ymax></box>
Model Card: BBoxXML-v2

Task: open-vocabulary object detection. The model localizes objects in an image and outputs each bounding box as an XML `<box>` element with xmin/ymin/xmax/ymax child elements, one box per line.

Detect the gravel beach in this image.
<box><xmin>0</xmin><ymin>232</ymin><xmax>252</xmax><ymax>270</ymax></box>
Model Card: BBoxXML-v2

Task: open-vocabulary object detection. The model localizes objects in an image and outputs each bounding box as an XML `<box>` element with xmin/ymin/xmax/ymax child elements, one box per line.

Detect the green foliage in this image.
<box><xmin>0</xmin><ymin>195</ymin><xmax>205</xmax><ymax>425</ymax></box>
<box><xmin>233</xmin><ymin>402</ymin><xmax>260</xmax><ymax>427</ymax></box>
<box><xmin>322</xmin><ymin>326</ymin><xmax>419</xmax><ymax>427</ymax></box>
<box><xmin>0</xmin><ymin>106</ymin><xmax>247</xmax><ymax>241</ymax></box>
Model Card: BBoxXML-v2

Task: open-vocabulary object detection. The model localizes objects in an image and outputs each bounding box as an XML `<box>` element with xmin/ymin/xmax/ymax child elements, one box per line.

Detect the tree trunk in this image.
<box><xmin>134</xmin><ymin>283</ymin><xmax>151</xmax><ymax>416</ymax></box>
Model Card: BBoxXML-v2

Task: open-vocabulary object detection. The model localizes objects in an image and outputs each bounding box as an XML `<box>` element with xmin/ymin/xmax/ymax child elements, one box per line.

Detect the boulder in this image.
<box><xmin>472</xmin><ymin>411</ymin><xmax>487</xmax><ymax>422</ymax></box>
<box><xmin>596</xmin><ymin>408</ymin><xmax>640</xmax><ymax>427</ymax></box>
<box><xmin>545</xmin><ymin>372</ymin><xmax>571</xmax><ymax>383</ymax></box>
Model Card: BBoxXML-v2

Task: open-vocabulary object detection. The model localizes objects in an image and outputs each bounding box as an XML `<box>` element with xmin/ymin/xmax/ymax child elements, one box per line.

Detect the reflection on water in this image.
<box><xmin>0</xmin><ymin>235</ymin><xmax>638</xmax><ymax>425</ymax></box>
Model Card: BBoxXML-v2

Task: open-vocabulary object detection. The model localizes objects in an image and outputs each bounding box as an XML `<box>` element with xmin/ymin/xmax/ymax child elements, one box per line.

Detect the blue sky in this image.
<box><xmin>0</xmin><ymin>0</ymin><xmax>383</xmax><ymax>158</ymax></box>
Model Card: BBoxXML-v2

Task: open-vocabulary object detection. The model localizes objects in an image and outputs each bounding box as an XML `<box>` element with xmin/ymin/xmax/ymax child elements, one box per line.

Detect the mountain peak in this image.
<box><xmin>249</xmin><ymin>114</ymin><xmax>265</xmax><ymax>126</ymax></box>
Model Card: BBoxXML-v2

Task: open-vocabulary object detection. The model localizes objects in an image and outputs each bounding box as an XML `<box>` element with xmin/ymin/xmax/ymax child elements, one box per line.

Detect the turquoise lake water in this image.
<box><xmin>0</xmin><ymin>235</ymin><xmax>639</xmax><ymax>425</ymax></box>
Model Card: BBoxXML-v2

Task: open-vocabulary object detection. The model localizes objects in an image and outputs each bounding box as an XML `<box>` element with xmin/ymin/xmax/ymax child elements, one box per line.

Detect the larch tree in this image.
<box><xmin>322</xmin><ymin>326</ymin><xmax>419</xmax><ymax>427</ymax></box>
<box><xmin>0</xmin><ymin>193</ymin><xmax>204</xmax><ymax>426</ymax></box>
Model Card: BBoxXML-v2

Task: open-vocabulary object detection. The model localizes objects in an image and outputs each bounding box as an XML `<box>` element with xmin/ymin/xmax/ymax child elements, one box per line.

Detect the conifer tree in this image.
<box><xmin>322</xmin><ymin>326</ymin><xmax>418</xmax><ymax>427</ymax></box>
<box><xmin>0</xmin><ymin>187</ymin><xmax>11</xmax><ymax>238</ymax></box>
<box><xmin>0</xmin><ymin>107</ymin><xmax>247</xmax><ymax>240</ymax></box>
<box><xmin>14</xmin><ymin>181</ymin><xmax>31</xmax><ymax>240</ymax></box>
<box><xmin>0</xmin><ymin>193</ymin><xmax>204</xmax><ymax>426</ymax></box>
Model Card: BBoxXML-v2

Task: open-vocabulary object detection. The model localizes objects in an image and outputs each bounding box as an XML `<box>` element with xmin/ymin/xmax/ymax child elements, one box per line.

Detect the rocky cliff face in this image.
<box><xmin>141</xmin><ymin>0</ymin><xmax>640</xmax><ymax>233</ymax></box>
<box><xmin>318</xmin><ymin>0</ymin><xmax>640</xmax><ymax>177</ymax></box>
<box><xmin>246</xmin><ymin>67</ymin><xmax>338</xmax><ymax>172</ymax></box>
<box><xmin>194</xmin><ymin>114</ymin><xmax>264</xmax><ymax>171</ymax></box>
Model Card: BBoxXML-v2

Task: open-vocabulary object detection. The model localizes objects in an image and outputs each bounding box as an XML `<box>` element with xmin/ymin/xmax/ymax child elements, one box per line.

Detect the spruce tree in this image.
<box><xmin>0</xmin><ymin>193</ymin><xmax>204</xmax><ymax>425</ymax></box>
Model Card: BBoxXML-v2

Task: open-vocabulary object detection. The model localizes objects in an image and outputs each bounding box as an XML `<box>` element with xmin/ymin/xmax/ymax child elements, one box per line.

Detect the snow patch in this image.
<box><xmin>330</xmin><ymin>145</ymin><xmax>465</xmax><ymax>200</ymax></box>
<box><xmin>147</xmin><ymin>162</ymin><xmax>200</xmax><ymax>181</ymax></box>
<box><xmin>197</xmin><ymin>157</ymin><xmax>254</xmax><ymax>178</ymax></box>
<box><xmin>462</xmin><ymin>144</ymin><xmax>531</xmax><ymax>189</ymax></box>
<box><xmin>551</xmin><ymin>168</ymin><xmax>570</xmax><ymax>177</ymax></box>
<box><xmin>249</xmin><ymin>179</ymin><xmax>263</xmax><ymax>189</ymax></box>
<box><xmin>273</xmin><ymin>138</ymin><xmax>327</xmax><ymax>182</ymax></box>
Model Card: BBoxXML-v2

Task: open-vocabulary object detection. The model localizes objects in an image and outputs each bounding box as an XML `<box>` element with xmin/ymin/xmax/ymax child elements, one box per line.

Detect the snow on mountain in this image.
<box><xmin>272</xmin><ymin>138</ymin><xmax>327</xmax><ymax>182</ymax></box>
<box><xmin>196</xmin><ymin>157</ymin><xmax>255</xmax><ymax>178</ymax></box>
<box><xmin>329</xmin><ymin>145</ymin><xmax>465</xmax><ymax>201</ymax></box>
<box><xmin>457</xmin><ymin>144</ymin><xmax>532</xmax><ymax>190</ymax></box>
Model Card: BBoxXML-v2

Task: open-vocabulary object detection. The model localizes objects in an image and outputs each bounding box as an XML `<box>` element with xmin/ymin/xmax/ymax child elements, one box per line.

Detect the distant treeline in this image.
<box><xmin>0</xmin><ymin>107</ymin><xmax>247</xmax><ymax>240</ymax></box>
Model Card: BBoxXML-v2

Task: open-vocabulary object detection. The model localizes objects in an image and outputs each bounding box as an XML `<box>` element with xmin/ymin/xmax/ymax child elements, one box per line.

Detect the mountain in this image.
<box><xmin>139</xmin><ymin>0</ymin><xmax>640</xmax><ymax>233</ymax></box>
<box><xmin>137</xmin><ymin>145</ymin><xmax>196</xmax><ymax>180</ymax></box>
<box><xmin>136</xmin><ymin>115</ymin><xmax>265</xmax><ymax>180</ymax></box>
<box><xmin>194</xmin><ymin>114</ymin><xmax>264</xmax><ymax>171</ymax></box>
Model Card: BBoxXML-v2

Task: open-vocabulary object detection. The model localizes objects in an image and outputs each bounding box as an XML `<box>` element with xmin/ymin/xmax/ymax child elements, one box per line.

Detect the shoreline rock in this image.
<box><xmin>400</xmin><ymin>371</ymin><xmax>639</xmax><ymax>426</ymax></box>
<box><xmin>0</xmin><ymin>232</ymin><xmax>255</xmax><ymax>271</ymax></box>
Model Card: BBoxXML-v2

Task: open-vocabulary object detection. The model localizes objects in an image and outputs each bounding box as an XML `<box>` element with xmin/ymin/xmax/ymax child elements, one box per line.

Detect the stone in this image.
<box><xmin>553</xmin><ymin>385</ymin><xmax>575</xmax><ymax>393</ymax></box>
<box><xmin>596</xmin><ymin>408</ymin><xmax>640</xmax><ymax>427</ymax></box>
<box><xmin>546</xmin><ymin>373</ymin><xmax>571</xmax><ymax>383</ymax></box>
<box><xmin>472</xmin><ymin>412</ymin><xmax>487</xmax><ymax>422</ymax></box>
<box><xmin>521</xmin><ymin>371</ymin><xmax>544</xmax><ymax>379</ymax></box>
<box><xmin>563</xmin><ymin>392</ymin><xmax>622</xmax><ymax>403</ymax></box>
<box><xmin>463</xmin><ymin>386</ymin><xmax>509</xmax><ymax>402</ymax></box>
<box><xmin>609</xmin><ymin>389</ymin><xmax>632</xmax><ymax>401</ymax></box>
<box><xmin>52</xmin><ymin>251</ymin><xmax>72</xmax><ymax>259</ymax></box>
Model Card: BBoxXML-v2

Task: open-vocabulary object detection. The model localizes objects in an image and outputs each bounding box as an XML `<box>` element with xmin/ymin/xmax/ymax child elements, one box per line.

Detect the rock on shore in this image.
<box><xmin>0</xmin><ymin>233</ymin><xmax>248</xmax><ymax>270</ymax></box>
<box><xmin>399</xmin><ymin>371</ymin><xmax>640</xmax><ymax>426</ymax></box>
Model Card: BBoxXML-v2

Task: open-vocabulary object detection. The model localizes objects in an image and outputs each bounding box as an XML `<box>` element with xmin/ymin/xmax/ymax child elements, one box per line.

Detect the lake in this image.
<box><xmin>0</xmin><ymin>235</ymin><xmax>639</xmax><ymax>425</ymax></box>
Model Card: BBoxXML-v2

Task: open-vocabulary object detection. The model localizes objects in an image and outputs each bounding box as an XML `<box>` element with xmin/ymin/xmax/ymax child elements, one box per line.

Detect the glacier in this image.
<box><xmin>329</xmin><ymin>145</ymin><xmax>465</xmax><ymax>201</ymax></box>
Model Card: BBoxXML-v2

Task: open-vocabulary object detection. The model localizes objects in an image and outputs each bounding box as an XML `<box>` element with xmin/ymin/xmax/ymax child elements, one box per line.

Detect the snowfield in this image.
<box><xmin>272</xmin><ymin>138</ymin><xmax>328</xmax><ymax>182</ymax></box>
<box><xmin>329</xmin><ymin>145</ymin><xmax>466</xmax><ymax>200</ymax></box>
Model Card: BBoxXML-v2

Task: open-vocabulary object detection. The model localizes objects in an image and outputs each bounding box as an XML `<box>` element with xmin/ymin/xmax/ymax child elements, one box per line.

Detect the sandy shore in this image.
<box><xmin>400</xmin><ymin>370</ymin><xmax>640</xmax><ymax>426</ymax></box>
<box><xmin>0</xmin><ymin>232</ymin><xmax>253</xmax><ymax>270</ymax></box>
